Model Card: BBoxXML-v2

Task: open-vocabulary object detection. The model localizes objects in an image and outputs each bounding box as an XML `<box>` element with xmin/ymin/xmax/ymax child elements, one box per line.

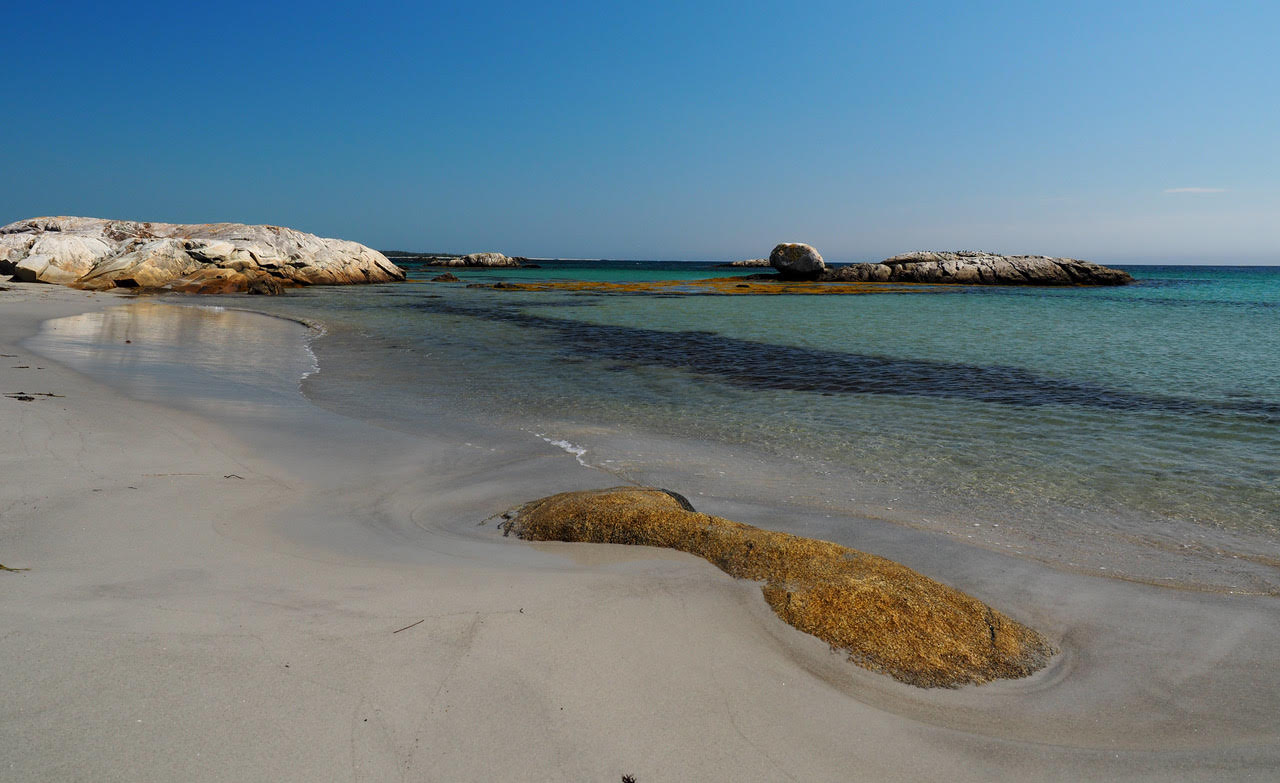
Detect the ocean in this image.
<box><xmin>199</xmin><ymin>262</ymin><xmax>1280</xmax><ymax>594</ymax></box>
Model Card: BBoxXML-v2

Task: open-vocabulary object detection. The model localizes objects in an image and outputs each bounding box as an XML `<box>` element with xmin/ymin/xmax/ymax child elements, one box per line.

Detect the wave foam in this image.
<box><xmin>536</xmin><ymin>434</ymin><xmax>590</xmax><ymax>467</ymax></box>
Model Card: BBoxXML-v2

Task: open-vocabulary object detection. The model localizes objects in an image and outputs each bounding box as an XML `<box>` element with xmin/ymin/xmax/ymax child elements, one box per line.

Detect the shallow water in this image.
<box><xmin>31</xmin><ymin>264</ymin><xmax>1280</xmax><ymax>593</ymax></box>
<box><xmin>25</xmin><ymin>302</ymin><xmax>315</xmax><ymax>415</ymax></box>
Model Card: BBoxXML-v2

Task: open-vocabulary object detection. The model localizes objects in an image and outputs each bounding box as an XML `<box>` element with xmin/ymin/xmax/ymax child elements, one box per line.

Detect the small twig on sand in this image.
<box><xmin>0</xmin><ymin>563</ymin><xmax>30</xmax><ymax>573</ymax></box>
<box><xmin>224</xmin><ymin>474</ymin><xmax>244</xmax><ymax>480</ymax></box>
<box><xmin>478</xmin><ymin>503</ymin><xmax>523</xmax><ymax>528</ymax></box>
<box><xmin>392</xmin><ymin>619</ymin><xmax>425</xmax><ymax>634</ymax></box>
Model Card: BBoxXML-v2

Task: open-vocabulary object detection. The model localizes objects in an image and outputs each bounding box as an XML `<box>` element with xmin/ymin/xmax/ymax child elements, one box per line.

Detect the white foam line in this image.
<box><xmin>300</xmin><ymin>338</ymin><xmax>321</xmax><ymax>383</ymax></box>
<box><xmin>298</xmin><ymin>320</ymin><xmax>326</xmax><ymax>385</ymax></box>
<box><xmin>535</xmin><ymin>433</ymin><xmax>591</xmax><ymax>467</ymax></box>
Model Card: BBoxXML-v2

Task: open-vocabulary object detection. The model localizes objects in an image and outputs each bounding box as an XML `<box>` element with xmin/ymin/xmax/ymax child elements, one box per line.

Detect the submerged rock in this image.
<box><xmin>821</xmin><ymin>251</ymin><xmax>1132</xmax><ymax>286</ymax></box>
<box><xmin>0</xmin><ymin>217</ymin><xmax>405</xmax><ymax>293</ymax></box>
<box><xmin>426</xmin><ymin>252</ymin><xmax>527</xmax><ymax>268</ymax></box>
<box><xmin>430</xmin><ymin>272</ymin><xmax>460</xmax><ymax>282</ymax></box>
<box><xmin>769</xmin><ymin>243</ymin><xmax>826</xmax><ymax>279</ymax></box>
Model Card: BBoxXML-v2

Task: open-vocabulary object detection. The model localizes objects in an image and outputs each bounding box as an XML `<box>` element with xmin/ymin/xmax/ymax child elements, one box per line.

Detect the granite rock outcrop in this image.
<box><xmin>505</xmin><ymin>486</ymin><xmax>1055</xmax><ymax>687</ymax></box>
<box><xmin>425</xmin><ymin>252</ymin><xmax>528</xmax><ymax>268</ymax></box>
<box><xmin>715</xmin><ymin>258</ymin><xmax>770</xmax><ymax>268</ymax></box>
<box><xmin>0</xmin><ymin>216</ymin><xmax>405</xmax><ymax>294</ymax></box>
<box><xmin>819</xmin><ymin>251</ymin><xmax>1133</xmax><ymax>286</ymax></box>
<box><xmin>769</xmin><ymin>243</ymin><xmax>826</xmax><ymax>279</ymax></box>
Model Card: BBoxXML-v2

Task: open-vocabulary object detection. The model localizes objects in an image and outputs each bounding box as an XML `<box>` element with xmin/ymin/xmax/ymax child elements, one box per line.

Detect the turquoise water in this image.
<box><xmin>242</xmin><ymin>262</ymin><xmax>1280</xmax><ymax>591</ymax></box>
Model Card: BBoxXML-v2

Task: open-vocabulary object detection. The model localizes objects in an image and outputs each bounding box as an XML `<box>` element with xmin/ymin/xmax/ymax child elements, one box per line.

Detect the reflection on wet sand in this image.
<box><xmin>26</xmin><ymin>302</ymin><xmax>316</xmax><ymax>415</ymax></box>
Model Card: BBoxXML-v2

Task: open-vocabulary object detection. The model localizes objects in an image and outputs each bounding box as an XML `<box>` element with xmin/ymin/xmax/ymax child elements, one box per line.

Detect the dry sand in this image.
<box><xmin>2</xmin><ymin>283</ymin><xmax>1278</xmax><ymax>781</ymax></box>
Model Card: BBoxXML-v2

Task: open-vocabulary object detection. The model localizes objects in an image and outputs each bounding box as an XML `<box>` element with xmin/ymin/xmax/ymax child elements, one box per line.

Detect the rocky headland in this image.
<box><xmin>0</xmin><ymin>216</ymin><xmax>405</xmax><ymax>294</ymax></box>
<box><xmin>762</xmin><ymin>243</ymin><xmax>1132</xmax><ymax>285</ymax></box>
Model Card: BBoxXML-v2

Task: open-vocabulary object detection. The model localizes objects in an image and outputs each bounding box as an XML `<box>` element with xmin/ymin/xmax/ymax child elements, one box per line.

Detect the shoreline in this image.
<box><xmin>3</xmin><ymin>283</ymin><xmax>1279</xmax><ymax>780</ymax></box>
<box><xmin>289</xmin><ymin>317</ymin><xmax>1280</xmax><ymax>597</ymax></box>
<box><xmin>237</xmin><ymin>267</ymin><xmax>1280</xmax><ymax>597</ymax></box>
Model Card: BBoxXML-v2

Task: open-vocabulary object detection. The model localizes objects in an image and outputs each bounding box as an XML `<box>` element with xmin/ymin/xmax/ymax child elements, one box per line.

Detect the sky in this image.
<box><xmin>2</xmin><ymin>1</ymin><xmax>1277</xmax><ymax>263</ymax></box>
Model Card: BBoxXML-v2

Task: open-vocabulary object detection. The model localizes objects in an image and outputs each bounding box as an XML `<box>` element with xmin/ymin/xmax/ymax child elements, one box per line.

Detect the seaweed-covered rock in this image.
<box><xmin>0</xmin><ymin>216</ymin><xmax>405</xmax><ymax>293</ymax></box>
<box><xmin>505</xmin><ymin>486</ymin><xmax>1056</xmax><ymax>688</ymax></box>
<box><xmin>769</xmin><ymin>243</ymin><xmax>825</xmax><ymax>279</ymax></box>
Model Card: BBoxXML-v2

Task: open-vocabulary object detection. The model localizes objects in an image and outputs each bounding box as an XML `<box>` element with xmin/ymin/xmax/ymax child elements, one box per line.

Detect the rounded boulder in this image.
<box><xmin>769</xmin><ymin>243</ymin><xmax>825</xmax><ymax>279</ymax></box>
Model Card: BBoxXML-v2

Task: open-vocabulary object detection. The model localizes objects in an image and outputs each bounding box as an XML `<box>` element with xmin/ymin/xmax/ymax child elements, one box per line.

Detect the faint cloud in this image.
<box><xmin>1163</xmin><ymin>187</ymin><xmax>1227</xmax><ymax>194</ymax></box>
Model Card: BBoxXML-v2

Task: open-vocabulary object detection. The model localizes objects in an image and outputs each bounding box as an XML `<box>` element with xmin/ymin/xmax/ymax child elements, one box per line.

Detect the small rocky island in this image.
<box><xmin>767</xmin><ymin>243</ymin><xmax>1133</xmax><ymax>285</ymax></box>
<box><xmin>423</xmin><ymin>252</ymin><xmax>534</xmax><ymax>268</ymax></box>
<box><xmin>714</xmin><ymin>258</ymin><xmax>770</xmax><ymax>268</ymax></box>
<box><xmin>0</xmin><ymin>217</ymin><xmax>406</xmax><ymax>294</ymax></box>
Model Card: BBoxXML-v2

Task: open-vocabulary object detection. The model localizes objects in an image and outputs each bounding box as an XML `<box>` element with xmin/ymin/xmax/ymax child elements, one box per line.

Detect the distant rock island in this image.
<box><xmin>382</xmin><ymin>251</ymin><xmax>538</xmax><ymax>269</ymax></box>
<box><xmin>765</xmin><ymin>243</ymin><xmax>1133</xmax><ymax>286</ymax></box>
<box><xmin>715</xmin><ymin>258</ymin><xmax>770</xmax><ymax>268</ymax></box>
<box><xmin>424</xmin><ymin>252</ymin><xmax>534</xmax><ymax>268</ymax></box>
<box><xmin>0</xmin><ymin>217</ymin><xmax>405</xmax><ymax>294</ymax></box>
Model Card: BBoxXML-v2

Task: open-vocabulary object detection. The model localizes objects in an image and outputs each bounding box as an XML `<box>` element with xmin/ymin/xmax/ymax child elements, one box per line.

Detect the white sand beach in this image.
<box><xmin>3</xmin><ymin>284</ymin><xmax>1278</xmax><ymax>781</ymax></box>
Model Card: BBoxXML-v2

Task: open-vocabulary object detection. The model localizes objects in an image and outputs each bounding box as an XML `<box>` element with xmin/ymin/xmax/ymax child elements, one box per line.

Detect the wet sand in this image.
<box><xmin>2</xmin><ymin>284</ymin><xmax>1278</xmax><ymax>781</ymax></box>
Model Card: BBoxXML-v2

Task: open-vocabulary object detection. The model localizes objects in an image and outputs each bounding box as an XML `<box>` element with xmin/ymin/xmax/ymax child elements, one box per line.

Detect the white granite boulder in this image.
<box><xmin>821</xmin><ymin>251</ymin><xmax>1133</xmax><ymax>286</ymax></box>
<box><xmin>769</xmin><ymin>243</ymin><xmax>826</xmax><ymax>279</ymax></box>
<box><xmin>427</xmin><ymin>252</ymin><xmax>526</xmax><ymax>268</ymax></box>
<box><xmin>0</xmin><ymin>217</ymin><xmax>406</xmax><ymax>294</ymax></box>
<box><xmin>715</xmin><ymin>258</ymin><xmax>770</xmax><ymax>268</ymax></box>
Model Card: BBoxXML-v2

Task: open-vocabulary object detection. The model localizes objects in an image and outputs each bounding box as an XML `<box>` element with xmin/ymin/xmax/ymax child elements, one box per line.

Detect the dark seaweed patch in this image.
<box><xmin>410</xmin><ymin>297</ymin><xmax>1280</xmax><ymax>419</ymax></box>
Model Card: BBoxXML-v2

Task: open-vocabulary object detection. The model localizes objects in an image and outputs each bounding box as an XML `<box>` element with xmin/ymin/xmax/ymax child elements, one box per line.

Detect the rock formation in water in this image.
<box><xmin>769</xmin><ymin>243</ymin><xmax>826</xmax><ymax>279</ymax></box>
<box><xmin>425</xmin><ymin>252</ymin><xmax>528</xmax><ymax>268</ymax></box>
<box><xmin>715</xmin><ymin>258</ymin><xmax>770</xmax><ymax>268</ymax></box>
<box><xmin>820</xmin><ymin>250</ymin><xmax>1133</xmax><ymax>286</ymax></box>
<box><xmin>0</xmin><ymin>217</ymin><xmax>405</xmax><ymax>294</ymax></box>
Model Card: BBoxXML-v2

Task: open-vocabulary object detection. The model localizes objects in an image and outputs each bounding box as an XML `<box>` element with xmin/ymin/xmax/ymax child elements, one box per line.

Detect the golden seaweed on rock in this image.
<box><xmin>504</xmin><ymin>486</ymin><xmax>1055</xmax><ymax>688</ymax></box>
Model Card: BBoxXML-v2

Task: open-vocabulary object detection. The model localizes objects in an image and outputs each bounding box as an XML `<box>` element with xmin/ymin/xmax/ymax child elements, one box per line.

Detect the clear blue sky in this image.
<box><xmin>3</xmin><ymin>1</ymin><xmax>1276</xmax><ymax>263</ymax></box>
